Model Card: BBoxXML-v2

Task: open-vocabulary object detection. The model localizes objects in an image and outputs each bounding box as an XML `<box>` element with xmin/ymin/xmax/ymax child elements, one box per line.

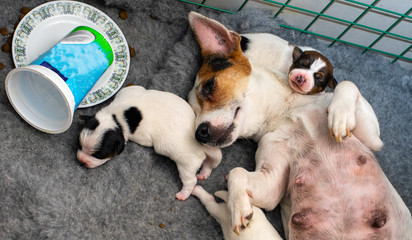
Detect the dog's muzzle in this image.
<box><xmin>195</xmin><ymin>122</ymin><xmax>211</xmax><ymax>144</ymax></box>
<box><xmin>195</xmin><ymin>122</ymin><xmax>235</xmax><ymax>147</ymax></box>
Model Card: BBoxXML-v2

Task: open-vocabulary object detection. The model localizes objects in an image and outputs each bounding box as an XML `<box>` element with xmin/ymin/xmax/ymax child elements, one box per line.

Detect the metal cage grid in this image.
<box><xmin>179</xmin><ymin>0</ymin><xmax>412</xmax><ymax>64</ymax></box>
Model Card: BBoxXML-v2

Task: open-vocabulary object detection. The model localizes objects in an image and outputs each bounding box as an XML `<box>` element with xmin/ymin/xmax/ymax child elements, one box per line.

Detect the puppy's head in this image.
<box><xmin>188</xmin><ymin>12</ymin><xmax>251</xmax><ymax>148</ymax></box>
<box><xmin>288</xmin><ymin>47</ymin><xmax>337</xmax><ymax>94</ymax></box>
<box><xmin>77</xmin><ymin>113</ymin><xmax>125</xmax><ymax>168</ymax></box>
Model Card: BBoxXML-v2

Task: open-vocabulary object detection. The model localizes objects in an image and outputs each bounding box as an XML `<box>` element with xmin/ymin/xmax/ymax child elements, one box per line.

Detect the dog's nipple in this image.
<box><xmin>357</xmin><ymin>155</ymin><xmax>367</xmax><ymax>166</ymax></box>
<box><xmin>291</xmin><ymin>211</ymin><xmax>310</xmax><ymax>229</ymax></box>
<box><xmin>370</xmin><ymin>210</ymin><xmax>387</xmax><ymax>228</ymax></box>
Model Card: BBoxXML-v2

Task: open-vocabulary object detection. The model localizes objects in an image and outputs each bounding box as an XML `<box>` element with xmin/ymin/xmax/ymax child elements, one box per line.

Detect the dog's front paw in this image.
<box><xmin>227</xmin><ymin>168</ymin><xmax>254</xmax><ymax>235</ymax></box>
<box><xmin>327</xmin><ymin>95</ymin><xmax>356</xmax><ymax>143</ymax></box>
<box><xmin>228</xmin><ymin>189</ymin><xmax>254</xmax><ymax>235</ymax></box>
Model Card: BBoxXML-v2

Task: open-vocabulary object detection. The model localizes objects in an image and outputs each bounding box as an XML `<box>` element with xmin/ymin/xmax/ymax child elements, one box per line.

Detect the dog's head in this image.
<box><xmin>288</xmin><ymin>47</ymin><xmax>337</xmax><ymax>94</ymax></box>
<box><xmin>188</xmin><ymin>12</ymin><xmax>251</xmax><ymax>148</ymax></box>
<box><xmin>77</xmin><ymin>113</ymin><xmax>125</xmax><ymax>168</ymax></box>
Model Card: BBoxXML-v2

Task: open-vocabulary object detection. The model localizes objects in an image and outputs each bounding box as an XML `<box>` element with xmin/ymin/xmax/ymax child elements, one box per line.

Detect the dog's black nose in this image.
<box><xmin>195</xmin><ymin>122</ymin><xmax>211</xmax><ymax>143</ymax></box>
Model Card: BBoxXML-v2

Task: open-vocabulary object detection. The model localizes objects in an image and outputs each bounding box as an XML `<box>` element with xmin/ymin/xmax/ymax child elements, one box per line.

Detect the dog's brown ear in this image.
<box><xmin>328</xmin><ymin>77</ymin><xmax>338</xmax><ymax>89</ymax></box>
<box><xmin>292</xmin><ymin>47</ymin><xmax>304</xmax><ymax>62</ymax></box>
<box><xmin>188</xmin><ymin>11</ymin><xmax>240</xmax><ymax>56</ymax></box>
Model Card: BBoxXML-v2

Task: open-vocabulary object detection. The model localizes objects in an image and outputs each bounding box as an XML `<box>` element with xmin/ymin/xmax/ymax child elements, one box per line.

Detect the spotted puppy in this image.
<box><xmin>192</xmin><ymin>186</ymin><xmax>282</xmax><ymax>240</ymax></box>
<box><xmin>77</xmin><ymin>86</ymin><xmax>222</xmax><ymax>201</ymax></box>
<box><xmin>241</xmin><ymin>33</ymin><xmax>337</xmax><ymax>94</ymax></box>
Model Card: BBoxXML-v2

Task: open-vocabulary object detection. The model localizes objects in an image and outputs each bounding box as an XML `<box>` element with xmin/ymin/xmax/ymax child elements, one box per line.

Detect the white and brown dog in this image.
<box><xmin>77</xmin><ymin>85</ymin><xmax>222</xmax><ymax>201</ymax></box>
<box><xmin>192</xmin><ymin>185</ymin><xmax>282</xmax><ymax>240</ymax></box>
<box><xmin>188</xmin><ymin>12</ymin><xmax>412</xmax><ymax>239</ymax></box>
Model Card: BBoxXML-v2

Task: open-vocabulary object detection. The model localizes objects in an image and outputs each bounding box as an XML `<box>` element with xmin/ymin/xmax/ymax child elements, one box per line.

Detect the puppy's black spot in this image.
<box><xmin>205</xmin><ymin>56</ymin><xmax>232</xmax><ymax>72</ymax></box>
<box><xmin>124</xmin><ymin>107</ymin><xmax>142</xmax><ymax>134</ymax></box>
<box><xmin>240</xmin><ymin>36</ymin><xmax>249</xmax><ymax>52</ymax></box>
<box><xmin>92</xmin><ymin>115</ymin><xmax>125</xmax><ymax>160</ymax></box>
<box><xmin>83</xmin><ymin>116</ymin><xmax>99</xmax><ymax>130</ymax></box>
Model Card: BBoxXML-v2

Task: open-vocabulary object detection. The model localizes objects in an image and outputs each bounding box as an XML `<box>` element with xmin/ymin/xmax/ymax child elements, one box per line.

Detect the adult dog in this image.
<box><xmin>188</xmin><ymin>12</ymin><xmax>412</xmax><ymax>239</ymax></box>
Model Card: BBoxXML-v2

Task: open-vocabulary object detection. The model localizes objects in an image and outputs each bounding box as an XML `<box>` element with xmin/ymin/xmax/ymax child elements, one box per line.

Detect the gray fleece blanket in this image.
<box><xmin>0</xmin><ymin>0</ymin><xmax>410</xmax><ymax>239</ymax></box>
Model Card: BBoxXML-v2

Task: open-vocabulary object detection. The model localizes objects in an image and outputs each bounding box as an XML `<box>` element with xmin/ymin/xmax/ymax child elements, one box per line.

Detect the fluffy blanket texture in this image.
<box><xmin>0</xmin><ymin>0</ymin><xmax>411</xmax><ymax>239</ymax></box>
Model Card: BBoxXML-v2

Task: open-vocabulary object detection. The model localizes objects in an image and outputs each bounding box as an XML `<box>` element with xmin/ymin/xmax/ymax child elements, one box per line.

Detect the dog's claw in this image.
<box><xmin>241</xmin><ymin>215</ymin><xmax>246</xmax><ymax>227</ymax></box>
<box><xmin>233</xmin><ymin>225</ymin><xmax>240</xmax><ymax>235</ymax></box>
<box><xmin>346</xmin><ymin>128</ymin><xmax>352</xmax><ymax>138</ymax></box>
<box><xmin>246</xmin><ymin>189</ymin><xmax>253</xmax><ymax>199</ymax></box>
<box><xmin>337</xmin><ymin>134</ymin><xmax>343</xmax><ymax>143</ymax></box>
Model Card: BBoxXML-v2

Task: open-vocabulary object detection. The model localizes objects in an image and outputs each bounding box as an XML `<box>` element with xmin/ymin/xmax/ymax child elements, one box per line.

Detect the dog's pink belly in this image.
<box><xmin>287</xmin><ymin>138</ymin><xmax>394</xmax><ymax>240</ymax></box>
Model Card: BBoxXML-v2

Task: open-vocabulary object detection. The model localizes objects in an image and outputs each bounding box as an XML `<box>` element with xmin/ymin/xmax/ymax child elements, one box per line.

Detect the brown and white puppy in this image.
<box><xmin>77</xmin><ymin>85</ymin><xmax>222</xmax><ymax>201</ymax></box>
<box><xmin>240</xmin><ymin>33</ymin><xmax>337</xmax><ymax>94</ymax></box>
<box><xmin>188</xmin><ymin>12</ymin><xmax>411</xmax><ymax>239</ymax></box>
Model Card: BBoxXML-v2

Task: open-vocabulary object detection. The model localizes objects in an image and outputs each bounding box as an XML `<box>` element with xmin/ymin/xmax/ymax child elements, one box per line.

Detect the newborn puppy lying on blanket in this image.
<box><xmin>192</xmin><ymin>185</ymin><xmax>282</xmax><ymax>240</ymax></box>
<box><xmin>188</xmin><ymin>12</ymin><xmax>412</xmax><ymax>239</ymax></box>
<box><xmin>77</xmin><ymin>85</ymin><xmax>222</xmax><ymax>200</ymax></box>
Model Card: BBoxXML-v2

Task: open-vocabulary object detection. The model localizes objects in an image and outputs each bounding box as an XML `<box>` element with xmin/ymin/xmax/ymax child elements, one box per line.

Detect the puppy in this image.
<box><xmin>241</xmin><ymin>33</ymin><xmax>337</xmax><ymax>94</ymax></box>
<box><xmin>188</xmin><ymin>12</ymin><xmax>411</xmax><ymax>239</ymax></box>
<box><xmin>77</xmin><ymin>85</ymin><xmax>222</xmax><ymax>201</ymax></box>
<box><xmin>192</xmin><ymin>185</ymin><xmax>282</xmax><ymax>240</ymax></box>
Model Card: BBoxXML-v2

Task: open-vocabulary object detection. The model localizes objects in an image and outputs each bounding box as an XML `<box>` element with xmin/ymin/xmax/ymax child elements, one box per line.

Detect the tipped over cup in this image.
<box><xmin>5</xmin><ymin>26</ymin><xmax>113</xmax><ymax>133</ymax></box>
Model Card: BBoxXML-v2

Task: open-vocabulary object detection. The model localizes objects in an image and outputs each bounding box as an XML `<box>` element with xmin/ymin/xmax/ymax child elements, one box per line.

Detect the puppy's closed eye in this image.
<box><xmin>92</xmin><ymin>129</ymin><xmax>125</xmax><ymax>159</ymax></box>
<box><xmin>314</xmin><ymin>72</ymin><xmax>325</xmax><ymax>81</ymax></box>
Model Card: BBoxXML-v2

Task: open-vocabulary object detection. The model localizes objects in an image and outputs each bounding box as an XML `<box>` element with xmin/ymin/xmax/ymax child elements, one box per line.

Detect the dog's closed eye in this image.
<box><xmin>201</xmin><ymin>78</ymin><xmax>215</xmax><ymax>99</ymax></box>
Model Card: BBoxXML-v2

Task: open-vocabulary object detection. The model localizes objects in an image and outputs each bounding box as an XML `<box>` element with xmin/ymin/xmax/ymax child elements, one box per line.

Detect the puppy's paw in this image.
<box><xmin>176</xmin><ymin>189</ymin><xmax>191</xmax><ymax>201</ymax></box>
<box><xmin>327</xmin><ymin>96</ymin><xmax>356</xmax><ymax>143</ymax></box>
<box><xmin>196</xmin><ymin>170</ymin><xmax>211</xmax><ymax>181</ymax></box>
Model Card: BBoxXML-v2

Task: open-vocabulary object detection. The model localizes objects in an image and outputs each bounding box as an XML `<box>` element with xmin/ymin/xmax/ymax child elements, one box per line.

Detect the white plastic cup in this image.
<box><xmin>5</xmin><ymin>26</ymin><xmax>113</xmax><ymax>134</ymax></box>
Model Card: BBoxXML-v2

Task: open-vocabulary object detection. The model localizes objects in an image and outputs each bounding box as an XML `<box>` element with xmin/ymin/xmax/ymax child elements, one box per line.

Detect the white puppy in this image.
<box><xmin>192</xmin><ymin>186</ymin><xmax>282</xmax><ymax>240</ymax></box>
<box><xmin>77</xmin><ymin>86</ymin><xmax>222</xmax><ymax>201</ymax></box>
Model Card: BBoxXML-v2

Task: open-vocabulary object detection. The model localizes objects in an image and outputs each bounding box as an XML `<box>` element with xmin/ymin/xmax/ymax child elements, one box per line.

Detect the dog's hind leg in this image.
<box><xmin>175</xmin><ymin>158</ymin><xmax>200</xmax><ymax>201</ymax></box>
<box><xmin>227</xmin><ymin>130</ymin><xmax>292</xmax><ymax>234</ymax></box>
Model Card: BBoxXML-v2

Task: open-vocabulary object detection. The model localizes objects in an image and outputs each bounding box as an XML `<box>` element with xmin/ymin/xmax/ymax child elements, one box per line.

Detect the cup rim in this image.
<box><xmin>5</xmin><ymin>65</ymin><xmax>75</xmax><ymax>134</ymax></box>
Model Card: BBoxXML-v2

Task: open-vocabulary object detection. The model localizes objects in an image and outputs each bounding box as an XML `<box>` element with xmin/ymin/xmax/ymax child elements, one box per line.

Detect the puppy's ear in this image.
<box><xmin>79</xmin><ymin>115</ymin><xmax>93</xmax><ymax>121</ymax></box>
<box><xmin>292</xmin><ymin>47</ymin><xmax>304</xmax><ymax>62</ymax></box>
<box><xmin>114</xmin><ymin>139</ymin><xmax>125</xmax><ymax>155</ymax></box>
<box><xmin>328</xmin><ymin>76</ymin><xmax>338</xmax><ymax>89</ymax></box>
<box><xmin>188</xmin><ymin>11</ymin><xmax>240</xmax><ymax>56</ymax></box>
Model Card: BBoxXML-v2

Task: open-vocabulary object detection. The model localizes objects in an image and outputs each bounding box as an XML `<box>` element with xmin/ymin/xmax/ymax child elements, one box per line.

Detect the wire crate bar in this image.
<box><xmin>179</xmin><ymin>0</ymin><xmax>412</xmax><ymax>64</ymax></box>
